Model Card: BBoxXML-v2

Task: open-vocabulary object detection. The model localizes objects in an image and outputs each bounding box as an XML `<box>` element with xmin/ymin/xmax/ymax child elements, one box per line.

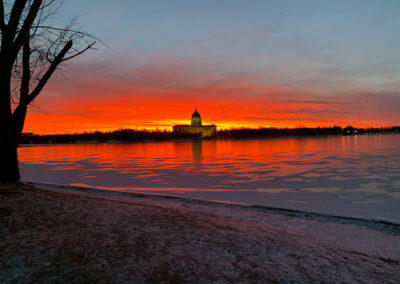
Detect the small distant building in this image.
<box><xmin>173</xmin><ymin>109</ymin><xmax>217</xmax><ymax>138</ymax></box>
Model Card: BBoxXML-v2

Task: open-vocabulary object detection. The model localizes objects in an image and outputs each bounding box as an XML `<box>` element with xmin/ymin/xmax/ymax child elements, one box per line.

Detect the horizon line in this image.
<box><xmin>23</xmin><ymin>125</ymin><xmax>400</xmax><ymax>136</ymax></box>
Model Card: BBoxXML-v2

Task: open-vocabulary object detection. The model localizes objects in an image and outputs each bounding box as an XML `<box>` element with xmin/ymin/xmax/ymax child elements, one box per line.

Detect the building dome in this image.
<box><xmin>191</xmin><ymin>109</ymin><xmax>202</xmax><ymax>126</ymax></box>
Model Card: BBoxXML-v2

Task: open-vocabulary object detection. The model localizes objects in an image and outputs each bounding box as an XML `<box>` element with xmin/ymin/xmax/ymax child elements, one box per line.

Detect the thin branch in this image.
<box><xmin>61</xmin><ymin>41</ymin><xmax>95</xmax><ymax>61</ymax></box>
<box><xmin>30</xmin><ymin>1</ymin><xmax>45</xmax><ymax>37</ymax></box>
<box><xmin>35</xmin><ymin>24</ymin><xmax>107</xmax><ymax>47</ymax></box>
<box><xmin>26</xmin><ymin>39</ymin><xmax>72</xmax><ymax>104</ymax></box>
<box><xmin>35</xmin><ymin>25</ymin><xmax>90</xmax><ymax>36</ymax></box>
<box><xmin>31</xmin><ymin>1</ymin><xmax>62</xmax><ymax>37</ymax></box>
<box><xmin>44</xmin><ymin>28</ymin><xmax>66</xmax><ymax>62</ymax></box>
<box><xmin>38</xmin><ymin>0</ymin><xmax>58</xmax><ymax>11</ymax></box>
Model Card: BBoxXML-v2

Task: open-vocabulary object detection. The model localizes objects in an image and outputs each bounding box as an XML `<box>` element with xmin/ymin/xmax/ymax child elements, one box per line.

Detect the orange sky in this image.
<box><xmin>21</xmin><ymin>55</ymin><xmax>400</xmax><ymax>134</ymax></box>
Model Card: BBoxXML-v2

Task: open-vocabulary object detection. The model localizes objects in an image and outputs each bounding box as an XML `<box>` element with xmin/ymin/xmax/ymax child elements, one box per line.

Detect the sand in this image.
<box><xmin>1</xmin><ymin>182</ymin><xmax>400</xmax><ymax>283</ymax></box>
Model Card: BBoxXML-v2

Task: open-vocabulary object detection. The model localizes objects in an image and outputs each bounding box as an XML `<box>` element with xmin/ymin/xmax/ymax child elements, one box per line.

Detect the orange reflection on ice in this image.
<box><xmin>18</xmin><ymin>135</ymin><xmax>398</xmax><ymax>182</ymax></box>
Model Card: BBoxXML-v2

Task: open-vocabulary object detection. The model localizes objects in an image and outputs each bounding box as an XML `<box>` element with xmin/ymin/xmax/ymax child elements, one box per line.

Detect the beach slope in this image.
<box><xmin>1</xmin><ymin>183</ymin><xmax>399</xmax><ymax>283</ymax></box>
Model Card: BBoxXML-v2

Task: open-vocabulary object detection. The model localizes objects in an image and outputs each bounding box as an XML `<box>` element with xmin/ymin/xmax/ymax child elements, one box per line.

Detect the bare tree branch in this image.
<box><xmin>35</xmin><ymin>24</ymin><xmax>108</xmax><ymax>49</ymax></box>
<box><xmin>13</xmin><ymin>0</ymin><xmax>43</xmax><ymax>53</ymax></box>
<box><xmin>6</xmin><ymin>0</ymin><xmax>27</xmax><ymax>39</ymax></box>
<box><xmin>62</xmin><ymin>41</ymin><xmax>95</xmax><ymax>61</ymax></box>
<box><xmin>3</xmin><ymin>1</ymin><xmax>98</xmax><ymax>114</ymax></box>
<box><xmin>26</xmin><ymin>39</ymin><xmax>72</xmax><ymax>104</ymax></box>
<box><xmin>19</xmin><ymin>34</ymin><xmax>30</xmax><ymax>105</ymax></box>
<box><xmin>35</xmin><ymin>25</ymin><xmax>91</xmax><ymax>36</ymax></box>
<box><xmin>11</xmin><ymin>37</ymin><xmax>30</xmax><ymax>137</ymax></box>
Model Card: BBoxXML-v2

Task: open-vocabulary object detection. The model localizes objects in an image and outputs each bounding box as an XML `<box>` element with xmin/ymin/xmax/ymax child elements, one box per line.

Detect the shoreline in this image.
<box><xmin>1</xmin><ymin>181</ymin><xmax>400</xmax><ymax>282</ymax></box>
<box><xmin>19</xmin><ymin>131</ymin><xmax>400</xmax><ymax>146</ymax></box>
<box><xmin>30</xmin><ymin>181</ymin><xmax>400</xmax><ymax>234</ymax></box>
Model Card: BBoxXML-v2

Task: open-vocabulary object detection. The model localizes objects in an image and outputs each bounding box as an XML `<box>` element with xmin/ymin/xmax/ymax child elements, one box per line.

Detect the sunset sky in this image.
<box><xmin>24</xmin><ymin>0</ymin><xmax>400</xmax><ymax>134</ymax></box>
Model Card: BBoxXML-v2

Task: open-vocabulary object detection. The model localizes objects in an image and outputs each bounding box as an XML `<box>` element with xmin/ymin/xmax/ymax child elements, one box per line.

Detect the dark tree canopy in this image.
<box><xmin>0</xmin><ymin>0</ymin><xmax>95</xmax><ymax>181</ymax></box>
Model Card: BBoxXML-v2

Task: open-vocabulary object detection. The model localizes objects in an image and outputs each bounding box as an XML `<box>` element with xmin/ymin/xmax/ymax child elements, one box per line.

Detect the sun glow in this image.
<box><xmin>22</xmin><ymin>60</ymin><xmax>400</xmax><ymax>135</ymax></box>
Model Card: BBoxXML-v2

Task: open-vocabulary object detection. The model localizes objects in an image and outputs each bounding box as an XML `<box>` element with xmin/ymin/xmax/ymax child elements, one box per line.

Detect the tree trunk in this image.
<box><xmin>0</xmin><ymin>65</ymin><xmax>21</xmax><ymax>182</ymax></box>
<box><xmin>0</xmin><ymin>120</ymin><xmax>20</xmax><ymax>182</ymax></box>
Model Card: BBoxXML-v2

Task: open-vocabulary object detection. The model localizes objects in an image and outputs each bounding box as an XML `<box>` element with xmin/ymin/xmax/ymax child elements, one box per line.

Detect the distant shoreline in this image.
<box><xmin>20</xmin><ymin>126</ymin><xmax>400</xmax><ymax>144</ymax></box>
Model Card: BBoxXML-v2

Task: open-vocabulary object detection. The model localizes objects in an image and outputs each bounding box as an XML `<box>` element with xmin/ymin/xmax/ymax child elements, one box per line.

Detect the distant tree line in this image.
<box><xmin>20</xmin><ymin>129</ymin><xmax>200</xmax><ymax>144</ymax></box>
<box><xmin>218</xmin><ymin>126</ymin><xmax>400</xmax><ymax>139</ymax></box>
<box><xmin>19</xmin><ymin>126</ymin><xmax>400</xmax><ymax>144</ymax></box>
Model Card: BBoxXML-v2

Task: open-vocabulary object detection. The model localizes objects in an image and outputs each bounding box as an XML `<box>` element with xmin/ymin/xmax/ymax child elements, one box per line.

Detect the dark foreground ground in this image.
<box><xmin>1</xmin><ymin>183</ymin><xmax>399</xmax><ymax>283</ymax></box>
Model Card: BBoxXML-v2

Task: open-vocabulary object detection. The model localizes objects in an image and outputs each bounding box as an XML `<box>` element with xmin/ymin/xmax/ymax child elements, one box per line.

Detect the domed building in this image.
<box><xmin>173</xmin><ymin>109</ymin><xmax>217</xmax><ymax>138</ymax></box>
<box><xmin>191</xmin><ymin>109</ymin><xmax>202</xmax><ymax>126</ymax></box>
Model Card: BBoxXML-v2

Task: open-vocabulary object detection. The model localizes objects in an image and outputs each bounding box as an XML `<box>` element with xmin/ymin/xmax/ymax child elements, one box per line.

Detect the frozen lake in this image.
<box><xmin>19</xmin><ymin>134</ymin><xmax>400</xmax><ymax>223</ymax></box>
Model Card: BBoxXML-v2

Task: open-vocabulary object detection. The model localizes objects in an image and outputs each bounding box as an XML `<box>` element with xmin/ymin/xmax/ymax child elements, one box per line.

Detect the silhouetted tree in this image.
<box><xmin>0</xmin><ymin>0</ymin><xmax>95</xmax><ymax>181</ymax></box>
<box><xmin>331</xmin><ymin>125</ymin><xmax>342</xmax><ymax>134</ymax></box>
<box><xmin>343</xmin><ymin>126</ymin><xmax>355</xmax><ymax>134</ymax></box>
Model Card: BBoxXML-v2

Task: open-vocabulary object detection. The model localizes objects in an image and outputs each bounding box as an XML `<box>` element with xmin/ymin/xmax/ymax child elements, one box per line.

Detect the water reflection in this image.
<box><xmin>191</xmin><ymin>141</ymin><xmax>202</xmax><ymax>163</ymax></box>
<box><xmin>18</xmin><ymin>135</ymin><xmax>400</xmax><ymax>222</ymax></box>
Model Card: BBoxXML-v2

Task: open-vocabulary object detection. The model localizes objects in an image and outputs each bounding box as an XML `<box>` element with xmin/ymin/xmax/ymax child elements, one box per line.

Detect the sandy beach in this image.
<box><xmin>1</xmin><ymin>182</ymin><xmax>400</xmax><ymax>283</ymax></box>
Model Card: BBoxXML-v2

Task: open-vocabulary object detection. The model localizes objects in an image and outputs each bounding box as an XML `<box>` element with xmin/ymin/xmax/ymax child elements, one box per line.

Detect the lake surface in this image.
<box><xmin>19</xmin><ymin>134</ymin><xmax>400</xmax><ymax>223</ymax></box>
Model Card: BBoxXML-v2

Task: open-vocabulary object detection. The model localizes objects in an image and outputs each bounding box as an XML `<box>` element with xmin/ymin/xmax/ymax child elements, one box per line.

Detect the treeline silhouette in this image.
<box><xmin>218</xmin><ymin>126</ymin><xmax>400</xmax><ymax>138</ymax></box>
<box><xmin>20</xmin><ymin>126</ymin><xmax>400</xmax><ymax>144</ymax></box>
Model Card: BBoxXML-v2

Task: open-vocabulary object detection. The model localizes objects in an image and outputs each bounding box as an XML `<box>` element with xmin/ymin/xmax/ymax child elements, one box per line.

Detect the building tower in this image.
<box><xmin>191</xmin><ymin>109</ymin><xmax>202</xmax><ymax>126</ymax></box>
<box><xmin>172</xmin><ymin>109</ymin><xmax>216</xmax><ymax>138</ymax></box>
